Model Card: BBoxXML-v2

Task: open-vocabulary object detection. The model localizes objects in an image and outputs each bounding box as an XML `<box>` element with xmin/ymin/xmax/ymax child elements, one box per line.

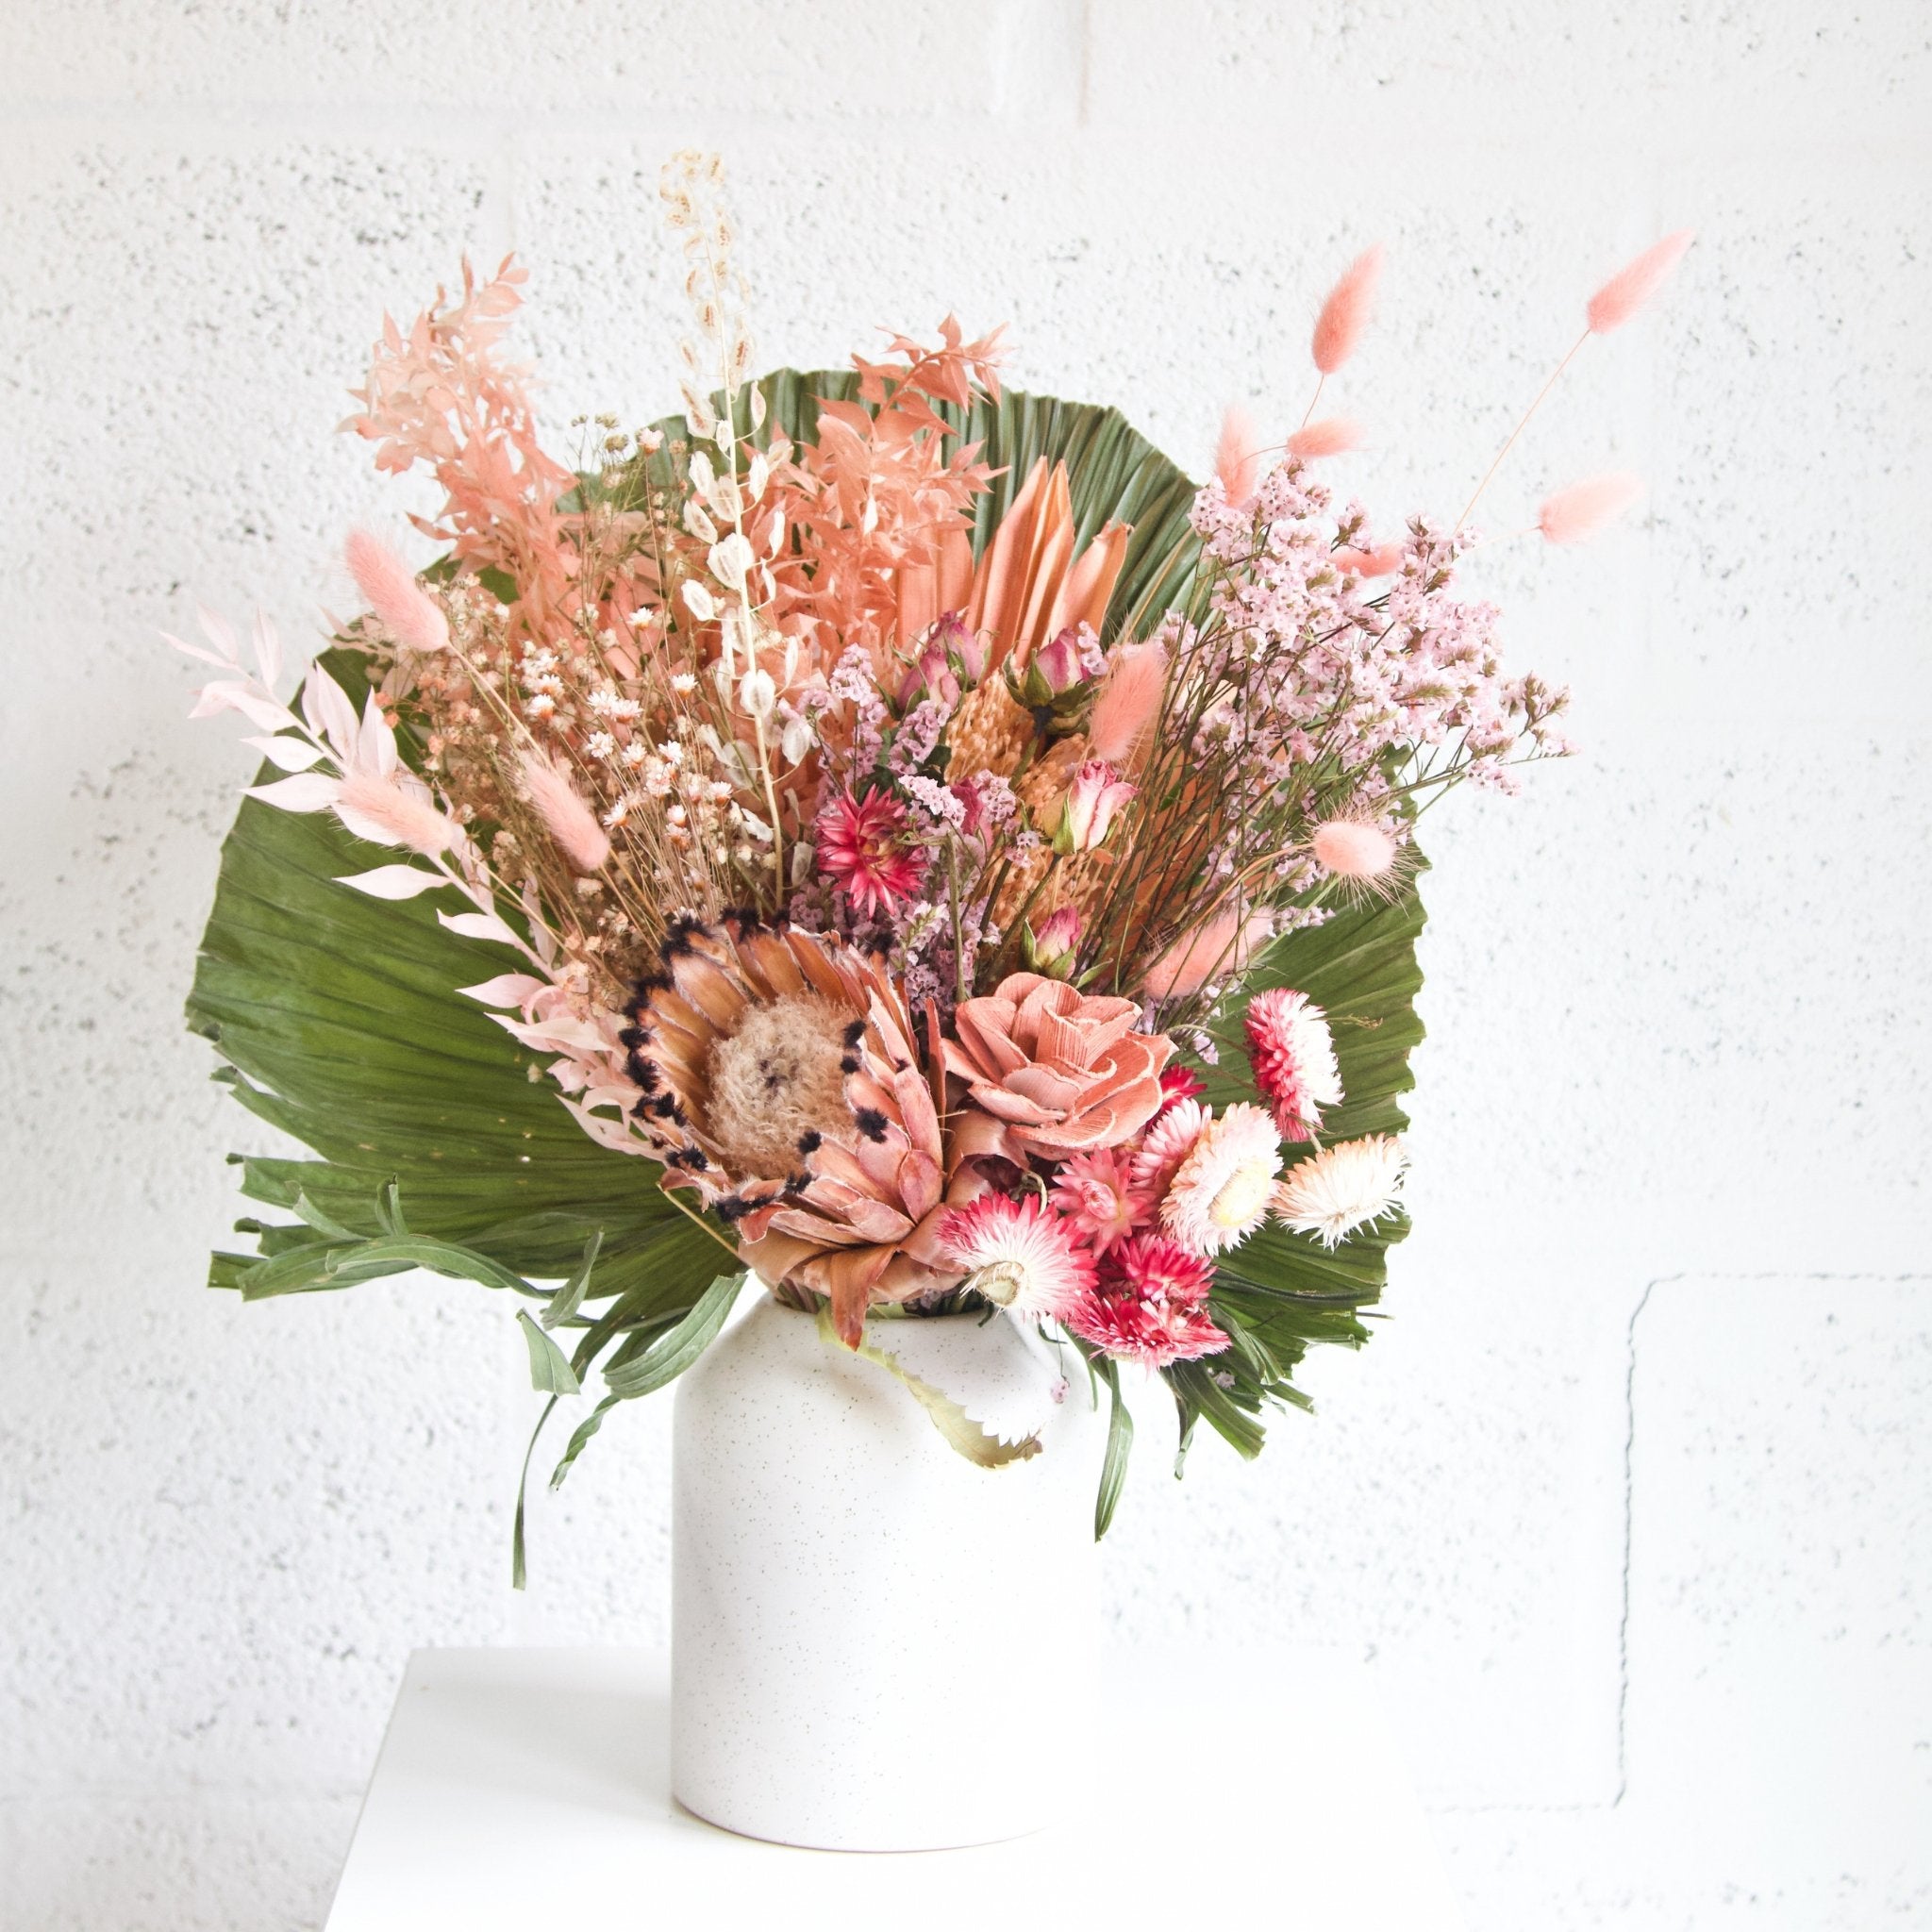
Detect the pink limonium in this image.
<box><xmin>1273</xmin><ymin>1134</ymin><xmax>1407</xmax><ymax>1248</ymax></box>
<box><xmin>1089</xmin><ymin>640</ymin><xmax>1167</xmax><ymax>769</ymax></box>
<box><xmin>1244</xmin><ymin>989</ymin><xmax>1343</xmax><ymax>1141</ymax></box>
<box><xmin>816</xmin><ymin>786</ymin><xmax>926</xmax><ymax>919</ymax></box>
<box><xmin>344</xmin><ymin>530</ymin><xmax>449</xmax><ymax>653</ymax></box>
<box><xmin>1050</xmin><ymin>1147</ymin><xmax>1151</xmax><ymax>1257</ymax></box>
<box><xmin>1312</xmin><ymin>242</ymin><xmax>1384</xmax><ymax>375</ymax></box>
<box><xmin>1214</xmin><ymin>404</ymin><xmax>1260</xmax><ymax>508</ymax></box>
<box><xmin>520</xmin><ymin>751</ymin><xmax>611</xmax><ymax>873</ymax></box>
<box><xmin>1285</xmin><ymin>415</ymin><xmax>1363</xmax><ymax>461</ymax></box>
<box><xmin>1056</xmin><ymin>759</ymin><xmax>1136</xmax><ymax>855</ymax></box>
<box><xmin>1587</xmin><ymin>230</ymin><xmax>1695</xmax><ymax>336</ymax></box>
<box><xmin>1141</xmin><ymin>906</ymin><xmax>1273</xmax><ymax>1001</ymax></box>
<box><xmin>936</xmin><ymin>1192</ymin><xmax>1096</xmax><ymax>1324</ymax></box>
<box><xmin>1538</xmin><ymin>472</ymin><xmax>1643</xmax><ymax>547</ymax></box>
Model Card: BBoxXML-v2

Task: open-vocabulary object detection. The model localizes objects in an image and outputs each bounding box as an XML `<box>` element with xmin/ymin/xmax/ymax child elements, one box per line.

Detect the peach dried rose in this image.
<box><xmin>943</xmin><ymin>972</ymin><xmax>1172</xmax><ymax>1163</ymax></box>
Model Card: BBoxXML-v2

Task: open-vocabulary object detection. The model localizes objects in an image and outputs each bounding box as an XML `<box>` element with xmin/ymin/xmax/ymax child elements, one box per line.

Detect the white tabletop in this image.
<box><xmin>325</xmin><ymin>1646</ymin><xmax>1465</xmax><ymax>1931</ymax></box>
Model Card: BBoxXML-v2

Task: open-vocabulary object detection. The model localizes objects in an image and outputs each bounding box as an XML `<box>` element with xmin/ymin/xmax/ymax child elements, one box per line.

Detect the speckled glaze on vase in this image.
<box><xmin>672</xmin><ymin>1292</ymin><xmax>1102</xmax><ymax>1851</ymax></box>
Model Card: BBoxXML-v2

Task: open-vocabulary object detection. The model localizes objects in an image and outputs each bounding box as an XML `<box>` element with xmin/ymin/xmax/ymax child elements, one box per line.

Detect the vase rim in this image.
<box><xmin>750</xmin><ymin>1283</ymin><xmax>994</xmax><ymax>1327</ymax></box>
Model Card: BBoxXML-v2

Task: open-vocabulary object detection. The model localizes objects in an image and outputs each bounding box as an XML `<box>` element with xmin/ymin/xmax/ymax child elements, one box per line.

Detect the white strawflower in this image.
<box><xmin>1272</xmin><ymin>1135</ymin><xmax>1407</xmax><ymax>1248</ymax></box>
<box><xmin>1160</xmin><ymin>1102</ymin><xmax>1282</xmax><ymax>1255</ymax></box>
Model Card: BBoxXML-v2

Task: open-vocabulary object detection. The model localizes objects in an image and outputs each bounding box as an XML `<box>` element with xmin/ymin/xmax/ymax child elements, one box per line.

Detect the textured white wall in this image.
<box><xmin>1</xmin><ymin>3</ymin><xmax>1927</xmax><ymax>1926</ymax></box>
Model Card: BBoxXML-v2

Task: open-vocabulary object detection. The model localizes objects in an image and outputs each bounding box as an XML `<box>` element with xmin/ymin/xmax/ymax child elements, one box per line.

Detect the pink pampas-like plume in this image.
<box><xmin>1333</xmin><ymin>542</ymin><xmax>1403</xmax><ymax>577</ymax></box>
<box><xmin>1538</xmin><ymin>471</ymin><xmax>1644</xmax><ymax>546</ymax></box>
<box><xmin>334</xmin><ymin>769</ymin><xmax>456</xmax><ymax>857</ymax></box>
<box><xmin>1141</xmin><ymin>908</ymin><xmax>1273</xmax><ymax>1001</ymax></box>
<box><xmin>520</xmin><ymin>752</ymin><xmax>611</xmax><ymax>873</ymax></box>
<box><xmin>1089</xmin><ymin>639</ymin><xmax>1168</xmax><ymax>769</ymax></box>
<box><xmin>1586</xmin><ymin>230</ymin><xmax>1694</xmax><ymax>335</ymax></box>
<box><xmin>1311</xmin><ymin>816</ymin><xmax>1400</xmax><ymax>881</ymax></box>
<box><xmin>345</xmin><ymin>530</ymin><xmax>450</xmax><ymax>653</ymax></box>
<box><xmin>1311</xmin><ymin>243</ymin><xmax>1384</xmax><ymax>375</ymax></box>
<box><xmin>1214</xmin><ymin>405</ymin><xmax>1260</xmax><ymax>508</ymax></box>
<box><xmin>1286</xmin><ymin>416</ymin><xmax>1362</xmax><ymax>461</ymax></box>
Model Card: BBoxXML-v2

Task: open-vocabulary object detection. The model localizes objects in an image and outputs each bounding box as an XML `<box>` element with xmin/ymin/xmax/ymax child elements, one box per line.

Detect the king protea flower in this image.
<box><xmin>619</xmin><ymin>913</ymin><xmax>963</xmax><ymax>1344</ymax></box>
<box><xmin>936</xmin><ymin>1192</ymin><xmax>1096</xmax><ymax>1324</ymax></box>
<box><xmin>1243</xmin><ymin>988</ymin><xmax>1342</xmax><ymax>1141</ymax></box>
<box><xmin>1272</xmin><ymin>1134</ymin><xmax>1407</xmax><ymax>1248</ymax></box>
<box><xmin>815</xmin><ymin>786</ymin><xmax>926</xmax><ymax>920</ymax></box>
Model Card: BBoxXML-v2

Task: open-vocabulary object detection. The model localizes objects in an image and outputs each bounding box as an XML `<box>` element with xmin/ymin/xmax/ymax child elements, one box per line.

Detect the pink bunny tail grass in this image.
<box><xmin>1286</xmin><ymin>415</ymin><xmax>1362</xmax><ymax>461</ymax></box>
<box><xmin>1311</xmin><ymin>242</ymin><xmax>1385</xmax><ymax>375</ymax></box>
<box><xmin>1587</xmin><ymin>229</ymin><xmax>1694</xmax><ymax>335</ymax></box>
<box><xmin>1333</xmin><ymin>542</ymin><xmax>1403</xmax><ymax>577</ymax></box>
<box><xmin>1089</xmin><ymin>639</ymin><xmax>1169</xmax><ymax>769</ymax></box>
<box><xmin>1312</xmin><ymin>816</ymin><xmax>1397</xmax><ymax>879</ymax></box>
<box><xmin>345</xmin><ymin>530</ymin><xmax>450</xmax><ymax>653</ymax></box>
<box><xmin>520</xmin><ymin>753</ymin><xmax>611</xmax><ymax>873</ymax></box>
<box><xmin>1214</xmin><ymin>405</ymin><xmax>1261</xmax><ymax>508</ymax></box>
<box><xmin>335</xmin><ymin>770</ymin><xmax>455</xmax><ymax>857</ymax></box>
<box><xmin>1141</xmin><ymin>908</ymin><xmax>1272</xmax><ymax>1001</ymax></box>
<box><xmin>1538</xmin><ymin>471</ymin><xmax>1644</xmax><ymax>546</ymax></box>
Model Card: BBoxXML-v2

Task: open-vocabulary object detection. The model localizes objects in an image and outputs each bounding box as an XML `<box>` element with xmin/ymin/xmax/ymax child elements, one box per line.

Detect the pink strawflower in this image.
<box><xmin>1160</xmin><ymin>1101</ymin><xmax>1282</xmax><ymax>1256</ymax></box>
<box><xmin>816</xmin><ymin>786</ymin><xmax>926</xmax><ymax>919</ymax></box>
<box><xmin>1058</xmin><ymin>759</ymin><xmax>1135</xmax><ymax>853</ymax></box>
<box><xmin>1130</xmin><ymin>1095</ymin><xmax>1207</xmax><ymax>1198</ymax></box>
<box><xmin>1272</xmin><ymin>1135</ymin><xmax>1407</xmax><ymax>1248</ymax></box>
<box><xmin>1067</xmin><ymin>1233</ymin><xmax>1227</xmax><ymax>1368</ymax></box>
<box><xmin>1244</xmin><ymin>989</ymin><xmax>1342</xmax><ymax>1141</ymax></box>
<box><xmin>1312</xmin><ymin>242</ymin><xmax>1384</xmax><ymax>375</ymax></box>
<box><xmin>1587</xmin><ymin>230</ymin><xmax>1694</xmax><ymax>336</ymax></box>
<box><xmin>1285</xmin><ymin>416</ymin><xmax>1362</xmax><ymax>461</ymax></box>
<box><xmin>520</xmin><ymin>751</ymin><xmax>610</xmax><ymax>873</ymax></box>
<box><xmin>1214</xmin><ymin>405</ymin><xmax>1260</xmax><ymax>508</ymax></box>
<box><xmin>1539</xmin><ymin>472</ymin><xmax>1643</xmax><ymax>547</ymax></box>
<box><xmin>334</xmin><ymin>768</ymin><xmax>455</xmax><ymax>856</ymax></box>
<box><xmin>1050</xmin><ymin>1148</ymin><xmax>1152</xmax><ymax>1257</ymax></box>
<box><xmin>344</xmin><ymin>530</ymin><xmax>449</xmax><ymax>653</ymax></box>
<box><xmin>1089</xmin><ymin>640</ymin><xmax>1167</xmax><ymax>769</ymax></box>
<box><xmin>937</xmin><ymin>1192</ymin><xmax>1096</xmax><ymax>1323</ymax></box>
<box><xmin>1157</xmin><ymin>1064</ymin><xmax>1206</xmax><ymax>1112</ymax></box>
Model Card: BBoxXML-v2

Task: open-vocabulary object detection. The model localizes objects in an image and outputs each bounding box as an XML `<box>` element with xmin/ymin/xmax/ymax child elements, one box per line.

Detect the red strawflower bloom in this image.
<box><xmin>1065</xmin><ymin>1232</ymin><xmax>1228</xmax><ymax>1369</ymax></box>
<box><xmin>815</xmin><ymin>785</ymin><xmax>926</xmax><ymax>921</ymax></box>
<box><xmin>1107</xmin><ymin>1231</ymin><xmax>1216</xmax><ymax>1305</ymax></box>
<box><xmin>1242</xmin><ymin>988</ymin><xmax>1341</xmax><ymax>1141</ymax></box>
<box><xmin>1157</xmin><ymin>1064</ymin><xmax>1206</xmax><ymax>1111</ymax></box>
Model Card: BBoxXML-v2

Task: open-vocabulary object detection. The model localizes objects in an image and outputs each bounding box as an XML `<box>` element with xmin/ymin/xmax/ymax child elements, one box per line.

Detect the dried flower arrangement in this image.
<box><xmin>174</xmin><ymin>154</ymin><xmax>1688</xmax><ymax>1565</ymax></box>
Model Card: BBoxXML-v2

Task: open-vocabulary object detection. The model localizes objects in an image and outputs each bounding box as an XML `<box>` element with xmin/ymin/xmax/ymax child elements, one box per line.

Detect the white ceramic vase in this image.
<box><xmin>672</xmin><ymin>1291</ymin><xmax>1101</xmax><ymax>1851</ymax></box>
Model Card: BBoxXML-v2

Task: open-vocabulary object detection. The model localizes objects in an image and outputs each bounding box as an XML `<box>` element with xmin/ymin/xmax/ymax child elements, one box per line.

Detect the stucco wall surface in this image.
<box><xmin>0</xmin><ymin>3</ymin><xmax>1926</xmax><ymax>1926</ymax></box>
